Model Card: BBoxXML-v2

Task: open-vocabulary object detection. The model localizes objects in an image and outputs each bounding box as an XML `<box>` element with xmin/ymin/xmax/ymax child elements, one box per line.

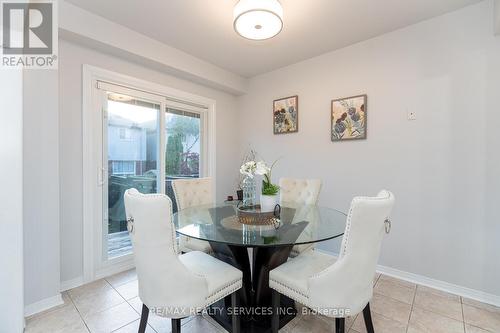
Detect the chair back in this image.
<box><xmin>172</xmin><ymin>177</ymin><xmax>213</xmax><ymax>210</ymax></box>
<box><xmin>279</xmin><ymin>178</ymin><xmax>322</xmax><ymax>205</ymax></box>
<box><xmin>309</xmin><ymin>190</ymin><xmax>395</xmax><ymax>315</ymax></box>
<box><xmin>124</xmin><ymin>189</ymin><xmax>207</xmax><ymax>314</ymax></box>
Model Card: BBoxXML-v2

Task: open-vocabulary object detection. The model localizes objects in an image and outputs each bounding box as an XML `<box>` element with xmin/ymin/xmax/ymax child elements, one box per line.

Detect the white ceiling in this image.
<box><xmin>65</xmin><ymin>0</ymin><xmax>482</xmax><ymax>78</ymax></box>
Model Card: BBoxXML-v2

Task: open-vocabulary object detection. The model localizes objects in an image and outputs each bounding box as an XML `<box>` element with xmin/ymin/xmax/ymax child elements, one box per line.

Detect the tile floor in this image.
<box><xmin>25</xmin><ymin>270</ymin><xmax>500</xmax><ymax>333</ymax></box>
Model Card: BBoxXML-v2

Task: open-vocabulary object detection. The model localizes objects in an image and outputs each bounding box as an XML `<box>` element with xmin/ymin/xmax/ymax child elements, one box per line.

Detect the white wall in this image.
<box><xmin>495</xmin><ymin>0</ymin><xmax>500</xmax><ymax>35</ymax></box>
<box><xmin>23</xmin><ymin>70</ymin><xmax>62</xmax><ymax>310</ymax></box>
<box><xmin>59</xmin><ymin>39</ymin><xmax>241</xmax><ymax>283</ymax></box>
<box><xmin>238</xmin><ymin>1</ymin><xmax>500</xmax><ymax>296</ymax></box>
<box><xmin>0</xmin><ymin>70</ymin><xmax>25</xmax><ymax>332</ymax></box>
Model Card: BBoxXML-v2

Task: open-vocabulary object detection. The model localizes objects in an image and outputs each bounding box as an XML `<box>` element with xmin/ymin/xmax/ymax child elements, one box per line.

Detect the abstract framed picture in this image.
<box><xmin>273</xmin><ymin>95</ymin><xmax>298</xmax><ymax>134</ymax></box>
<box><xmin>331</xmin><ymin>94</ymin><xmax>367</xmax><ymax>141</ymax></box>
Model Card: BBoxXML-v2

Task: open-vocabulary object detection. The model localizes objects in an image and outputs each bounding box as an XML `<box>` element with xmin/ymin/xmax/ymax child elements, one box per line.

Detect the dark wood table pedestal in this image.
<box><xmin>208</xmin><ymin>243</ymin><xmax>297</xmax><ymax>333</ymax></box>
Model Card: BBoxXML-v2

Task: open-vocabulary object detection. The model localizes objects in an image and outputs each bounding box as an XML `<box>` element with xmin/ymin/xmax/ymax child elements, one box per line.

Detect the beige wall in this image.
<box><xmin>237</xmin><ymin>1</ymin><xmax>500</xmax><ymax>296</ymax></box>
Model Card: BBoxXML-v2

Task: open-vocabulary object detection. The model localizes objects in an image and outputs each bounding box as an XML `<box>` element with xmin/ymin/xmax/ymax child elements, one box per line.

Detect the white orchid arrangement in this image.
<box><xmin>240</xmin><ymin>159</ymin><xmax>279</xmax><ymax>196</ymax></box>
<box><xmin>239</xmin><ymin>161</ymin><xmax>269</xmax><ymax>178</ymax></box>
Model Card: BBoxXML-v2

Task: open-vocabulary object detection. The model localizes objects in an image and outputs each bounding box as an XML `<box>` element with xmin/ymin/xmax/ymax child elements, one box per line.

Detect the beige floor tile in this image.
<box><xmin>111</xmin><ymin>319</ymin><xmax>156</xmax><ymax>333</ymax></box>
<box><xmin>288</xmin><ymin>314</ymin><xmax>333</xmax><ymax>332</ymax></box>
<box><xmin>115</xmin><ymin>279</ymin><xmax>139</xmax><ymax>300</ymax></box>
<box><xmin>351</xmin><ymin>312</ymin><xmax>406</xmax><ymax>333</ymax></box>
<box><xmin>278</xmin><ymin>314</ymin><xmax>302</xmax><ymax>332</ymax></box>
<box><xmin>127</xmin><ymin>297</ymin><xmax>169</xmax><ymax>332</ymax></box>
<box><xmin>181</xmin><ymin>315</ymin><xmax>224</xmax><ymax>333</ymax></box>
<box><xmin>374</xmin><ymin>279</ymin><xmax>416</xmax><ymax>304</ymax></box>
<box><xmin>370</xmin><ymin>293</ymin><xmax>412</xmax><ymax>324</ymax></box>
<box><xmin>407</xmin><ymin>307</ymin><xmax>465</xmax><ymax>333</ymax></box>
<box><xmin>106</xmin><ymin>269</ymin><xmax>137</xmax><ymax>288</ymax></box>
<box><xmin>128</xmin><ymin>297</ymin><xmax>194</xmax><ymax>332</ymax></box>
<box><xmin>127</xmin><ymin>297</ymin><xmax>144</xmax><ymax>314</ymax></box>
<box><xmin>69</xmin><ymin>279</ymin><xmax>113</xmax><ymax>300</ymax></box>
<box><xmin>414</xmin><ymin>287</ymin><xmax>463</xmax><ymax>321</ymax></box>
<box><xmin>319</xmin><ymin>315</ymin><xmax>357</xmax><ymax>331</ymax></box>
<box><xmin>25</xmin><ymin>302</ymin><xmax>89</xmax><ymax>333</ymax></box>
<box><xmin>144</xmin><ymin>313</ymin><xmax>177</xmax><ymax>332</ymax></box>
<box><xmin>84</xmin><ymin>302</ymin><xmax>139</xmax><ymax>333</ymax></box>
<box><xmin>462</xmin><ymin>298</ymin><xmax>500</xmax><ymax>314</ymax></box>
<box><xmin>417</xmin><ymin>285</ymin><xmax>460</xmax><ymax>301</ymax></box>
<box><xmin>346</xmin><ymin>315</ymin><xmax>357</xmax><ymax>329</ymax></box>
<box><xmin>465</xmin><ymin>324</ymin><xmax>493</xmax><ymax>333</ymax></box>
<box><xmin>463</xmin><ymin>304</ymin><xmax>500</xmax><ymax>332</ymax></box>
<box><xmin>378</xmin><ymin>274</ymin><xmax>417</xmax><ymax>289</ymax></box>
<box><xmin>73</xmin><ymin>288</ymin><xmax>126</xmax><ymax>318</ymax></box>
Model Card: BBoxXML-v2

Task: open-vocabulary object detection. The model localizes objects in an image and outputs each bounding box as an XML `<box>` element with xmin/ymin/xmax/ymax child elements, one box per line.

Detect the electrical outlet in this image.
<box><xmin>407</xmin><ymin>110</ymin><xmax>417</xmax><ymax>121</ymax></box>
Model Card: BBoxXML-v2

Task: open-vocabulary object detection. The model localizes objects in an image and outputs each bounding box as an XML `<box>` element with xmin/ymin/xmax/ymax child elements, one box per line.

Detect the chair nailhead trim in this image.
<box><xmin>270</xmin><ymin>278</ymin><xmax>310</xmax><ymax>300</ymax></box>
<box><xmin>204</xmin><ymin>279</ymin><xmax>242</xmax><ymax>306</ymax></box>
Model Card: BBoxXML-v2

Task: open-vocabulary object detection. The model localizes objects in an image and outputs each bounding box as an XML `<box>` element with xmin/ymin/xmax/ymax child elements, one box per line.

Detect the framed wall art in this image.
<box><xmin>331</xmin><ymin>94</ymin><xmax>367</xmax><ymax>141</ymax></box>
<box><xmin>273</xmin><ymin>95</ymin><xmax>298</xmax><ymax>134</ymax></box>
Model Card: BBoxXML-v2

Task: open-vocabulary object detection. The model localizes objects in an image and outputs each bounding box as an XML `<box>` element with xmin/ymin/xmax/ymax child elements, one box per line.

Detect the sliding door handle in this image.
<box><xmin>98</xmin><ymin>167</ymin><xmax>107</xmax><ymax>186</ymax></box>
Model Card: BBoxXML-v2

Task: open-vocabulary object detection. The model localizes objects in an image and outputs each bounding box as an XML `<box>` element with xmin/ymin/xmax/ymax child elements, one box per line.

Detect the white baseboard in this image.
<box><xmin>33</xmin><ymin>264</ymin><xmax>136</xmax><ymax>317</ymax></box>
<box><xmin>376</xmin><ymin>264</ymin><xmax>500</xmax><ymax>307</ymax></box>
<box><xmin>60</xmin><ymin>261</ymin><xmax>135</xmax><ymax>292</ymax></box>
<box><xmin>95</xmin><ymin>260</ymin><xmax>135</xmax><ymax>281</ymax></box>
<box><xmin>24</xmin><ymin>294</ymin><xmax>63</xmax><ymax>317</ymax></box>
<box><xmin>60</xmin><ymin>276</ymin><xmax>85</xmax><ymax>292</ymax></box>
<box><xmin>315</xmin><ymin>248</ymin><xmax>500</xmax><ymax>308</ymax></box>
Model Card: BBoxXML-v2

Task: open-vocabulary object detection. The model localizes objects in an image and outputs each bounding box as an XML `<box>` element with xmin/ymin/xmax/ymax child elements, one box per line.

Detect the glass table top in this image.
<box><xmin>173</xmin><ymin>202</ymin><xmax>347</xmax><ymax>247</ymax></box>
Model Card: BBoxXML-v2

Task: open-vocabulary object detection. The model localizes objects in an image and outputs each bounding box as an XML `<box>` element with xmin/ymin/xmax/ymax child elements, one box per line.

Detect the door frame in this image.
<box><xmin>82</xmin><ymin>65</ymin><xmax>216</xmax><ymax>282</ymax></box>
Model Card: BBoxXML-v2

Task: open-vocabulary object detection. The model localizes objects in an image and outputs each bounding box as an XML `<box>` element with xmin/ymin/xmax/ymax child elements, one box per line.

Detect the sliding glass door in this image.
<box><xmin>94</xmin><ymin>81</ymin><xmax>208</xmax><ymax>267</ymax></box>
<box><xmin>104</xmin><ymin>92</ymin><xmax>161</xmax><ymax>259</ymax></box>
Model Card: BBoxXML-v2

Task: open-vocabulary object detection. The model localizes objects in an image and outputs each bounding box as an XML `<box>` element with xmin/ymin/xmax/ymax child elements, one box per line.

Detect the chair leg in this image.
<box><xmin>363</xmin><ymin>303</ymin><xmax>375</xmax><ymax>333</ymax></box>
<box><xmin>171</xmin><ymin>318</ymin><xmax>181</xmax><ymax>333</ymax></box>
<box><xmin>271</xmin><ymin>289</ymin><xmax>280</xmax><ymax>333</ymax></box>
<box><xmin>231</xmin><ymin>291</ymin><xmax>241</xmax><ymax>333</ymax></box>
<box><xmin>138</xmin><ymin>304</ymin><xmax>149</xmax><ymax>333</ymax></box>
<box><xmin>335</xmin><ymin>317</ymin><xmax>345</xmax><ymax>333</ymax></box>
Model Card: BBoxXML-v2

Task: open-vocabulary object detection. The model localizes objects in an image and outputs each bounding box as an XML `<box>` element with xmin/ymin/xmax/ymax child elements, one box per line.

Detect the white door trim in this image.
<box><xmin>82</xmin><ymin>65</ymin><xmax>216</xmax><ymax>283</ymax></box>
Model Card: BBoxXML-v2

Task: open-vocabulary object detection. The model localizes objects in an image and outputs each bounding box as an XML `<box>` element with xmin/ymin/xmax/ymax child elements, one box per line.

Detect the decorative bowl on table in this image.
<box><xmin>237</xmin><ymin>204</ymin><xmax>281</xmax><ymax>227</ymax></box>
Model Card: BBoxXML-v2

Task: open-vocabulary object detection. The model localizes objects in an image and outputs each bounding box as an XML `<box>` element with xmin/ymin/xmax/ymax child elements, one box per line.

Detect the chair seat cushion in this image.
<box><xmin>180</xmin><ymin>251</ymin><xmax>242</xmax><ymax>306</ymax></box>
<box><xmin>179</xmin><ymin>236</ymin><xmax>212</xmax><ymax>253</ymax></box>
<box><xmin>270</xmin><ymin>250</ymin><xmax>336</xmax><ymax>305</ymax></box>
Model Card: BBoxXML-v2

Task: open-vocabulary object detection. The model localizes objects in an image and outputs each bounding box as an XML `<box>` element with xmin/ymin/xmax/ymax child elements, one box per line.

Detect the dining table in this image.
<box><xmin>173</xmin><ymin>201</ymin><xmax>347</xmax><ymax>333</ymax></box>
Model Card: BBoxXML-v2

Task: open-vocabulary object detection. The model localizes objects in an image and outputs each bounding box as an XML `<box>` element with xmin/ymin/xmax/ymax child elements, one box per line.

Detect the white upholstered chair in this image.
<box><xmin>172</xmin><ymin>177</ymin><xmax>213</xmax><ymax>254</ymax></box>
<box><xmin>279</xmin><ymin>178</ymin><xmax>322</xmax><ymax>257</ymax></box>
<box><xmin>270</xmin><ymin>190</ymin><xmax>395</xmax><ymax>333</ymax></box>
<box><xmin>124</xmin><ymin>189</ymin><xmax>242</xmax><ymax>333</ymax></box>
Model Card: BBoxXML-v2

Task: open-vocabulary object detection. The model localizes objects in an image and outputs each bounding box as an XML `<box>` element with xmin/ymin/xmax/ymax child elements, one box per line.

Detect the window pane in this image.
<box><xmin>106</xmin><ymin>94</ymin><xmax>160</xmax><ymax>258</ymax></box>
<box><xmin>165</xmin><ymin>108</ymin><xmax>201</xmax><ymax>212</ymax></box>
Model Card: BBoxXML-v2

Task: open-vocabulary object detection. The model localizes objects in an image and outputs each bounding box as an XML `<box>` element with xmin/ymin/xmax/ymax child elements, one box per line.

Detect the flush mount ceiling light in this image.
<box><xmin>233</xmin><ymin>0</ymin><xmax>283</xmax><ymax>40</ymax></box>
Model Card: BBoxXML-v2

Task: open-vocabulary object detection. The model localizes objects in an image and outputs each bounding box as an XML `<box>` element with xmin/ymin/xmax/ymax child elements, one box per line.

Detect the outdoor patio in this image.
<box><xmin>108</xmin><ymin>231</ymin><xmax>133</xmax><ymax>258</ymax></box>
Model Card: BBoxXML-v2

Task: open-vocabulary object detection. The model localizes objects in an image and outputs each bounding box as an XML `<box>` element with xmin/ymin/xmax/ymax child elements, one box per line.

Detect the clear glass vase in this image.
<box><xmin>242</xmin><ymin>176</ymin><xmax>256</xmax><ymax>207</ymax></box>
